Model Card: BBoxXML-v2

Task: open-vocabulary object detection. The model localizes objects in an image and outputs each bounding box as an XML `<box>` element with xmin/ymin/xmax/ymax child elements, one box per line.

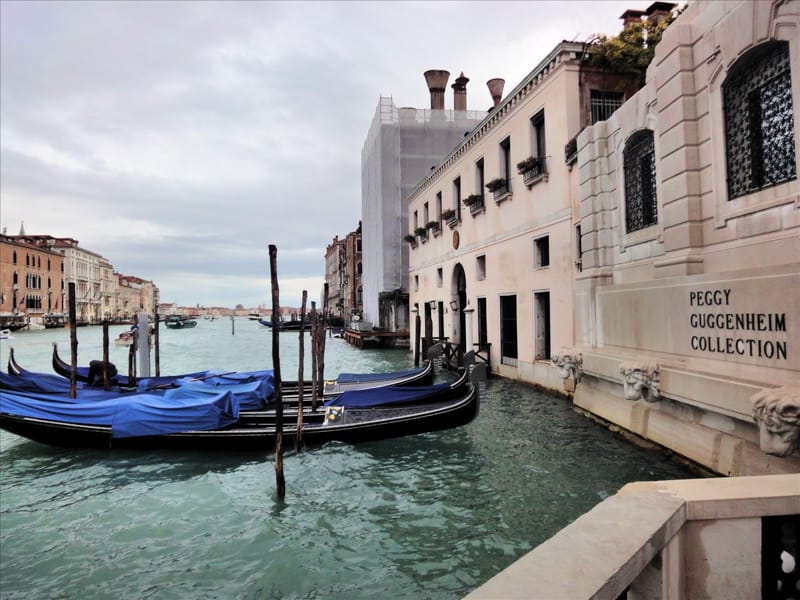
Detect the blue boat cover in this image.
<box><xmin>0</xmin><ymin>386</ymin><xmax>239</xmax><ymax>438</ymax></box>
<box><xmin>0</xmin><ymin>370</ymin><xmax>274</xmax><ymax>411</ymax></box>
<box><xmin>334</xmin><ymin>366</ymin><xmax>425</xmax><ymax>384</ymax></box>
<box><xmin>323</xmin><ymin>380</ymin><xmax>452</xmax><ymax>408</ymax></box>
<box><xmin>0</xmin><ymin>371</ymin><xmax>86</xmax><ymax>394</ymax></box>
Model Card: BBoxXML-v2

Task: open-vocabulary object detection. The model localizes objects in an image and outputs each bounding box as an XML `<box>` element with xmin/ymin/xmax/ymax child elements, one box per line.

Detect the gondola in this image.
<box><xmin>4</xmin><ymin>349</ymin><xmax>456</xmax><ymax>418</ymax></box>
<box><xmin>43</xmin><ymin>344</ymin><xmax>435</xmax><ymax>395</ymax></box>
<box><xmin>258</xmin><ymin>318</ymin><xmax>309</xmax><ymax>331</ymax></box>
<box><xmin>0</xmin><ymin>376</ymin><xmax>479</xmax><ymax>451</ymax></box>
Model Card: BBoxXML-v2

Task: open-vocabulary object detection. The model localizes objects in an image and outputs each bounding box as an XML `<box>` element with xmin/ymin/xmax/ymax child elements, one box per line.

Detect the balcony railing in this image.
<box><xmin>521</xmin><ymin>157</ymin><xmax>548</xmax><ymax>188</ymax></box>
<box><xmin>565</xmin><ymin>134</ymin><xmax>579</xmax><ymax>167</ymax></box>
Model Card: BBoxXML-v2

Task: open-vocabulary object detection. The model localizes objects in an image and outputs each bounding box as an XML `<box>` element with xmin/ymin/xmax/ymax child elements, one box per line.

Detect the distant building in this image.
<box><xmin>117</xmin><ymin>274</ymin><xmax>159</xmax><ymax>321</ymax></box>
<box><xmin>0</xmin><ymin>233</ymin><xmax>64</xmax><ymax>326</ymax></box>
<box><xmin>360</xmin><ymin>73</ymin><xmax>486</xmax><ymax>333</ymax></box>
<box><xmin>325</xmin><ymin>222</ymin><xmax>363</xmax><ymax>323</ymax></box>
<box><xmin>573</xmin><ymin>0</ymin><xmax>799</xmax><ymax>476</ymax></box>
<box><xmin>6</xmin><ymin>231</ymin><xmax>159</xmax><ymax>324</ymax></box>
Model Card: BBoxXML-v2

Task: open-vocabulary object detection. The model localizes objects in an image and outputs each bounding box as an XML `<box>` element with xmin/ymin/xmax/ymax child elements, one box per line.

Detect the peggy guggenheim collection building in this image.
<box><xmin>571</xmin><ymin>0</ymin><xmax>799</xmax><ymax>477</ymax></box>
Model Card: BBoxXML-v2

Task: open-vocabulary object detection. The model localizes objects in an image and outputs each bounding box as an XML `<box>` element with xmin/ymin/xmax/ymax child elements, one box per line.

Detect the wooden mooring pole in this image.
<box><xmin>68</xmin><ymin>283</ymin><xmax>77</xmax><ymax>399</ymax></box>
<box><xmin>102</xmin><ymin>320</ymin><xmax>111</xmax><ymax>390</ymax></box>
<box><xmin>295</xmin><ymin>290</ymin><xmax>308</xmax><ymax>451</ymax></box>
<box><xmin>310</xmin><ymin>301</ymin><xmax>318</xmax><ymax>413</ymax></box>
<box><xmin>318</xmin><ymin>283</ymin><xmax>328</xmax><ymax>388</ymax></box>
<box><xmin>154</xmin><ymin>311</ymin><xmax>161</xmax><ymax>377</ymax></box>
<box><xmin>269</xmin><ymin>244</ymin><xmax>286</xmax><ymax>501</ymax></box>
<box><xmin>413</xmin><ymin>311</ymin><xmax>421</xmax><ymax>368</ymax></box>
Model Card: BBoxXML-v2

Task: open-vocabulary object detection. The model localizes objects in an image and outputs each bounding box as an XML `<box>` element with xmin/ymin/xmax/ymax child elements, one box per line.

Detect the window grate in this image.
<box><xmin>723</xmin><ymin>41</ymin><xmax>796</xmax><ymax>200</ymax></box>
<box><xmin>591</xmin><ymin>90</ymin><xmax>624</xmax><ymax>124</ymax></box>
<box><xmin>623</xmin><ymin>130</ymin><xmax>658</xmax><ymax>233</ymax></box>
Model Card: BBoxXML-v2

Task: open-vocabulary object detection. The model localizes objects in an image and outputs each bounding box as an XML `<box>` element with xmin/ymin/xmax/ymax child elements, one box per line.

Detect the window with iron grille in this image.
<box><xmin>590</xmin><ymin>90</ymin><xmax>624</xmax><ymax>124</ymax></box>
<box><xmin>623</xmin><ymin>129</ymin><xmax>658</xmax><ymax>233</ymax></box>
<box><xmin>723</xmin><ymin>41</ymin><xmax>796</xmax><ymax>200</ymax></box>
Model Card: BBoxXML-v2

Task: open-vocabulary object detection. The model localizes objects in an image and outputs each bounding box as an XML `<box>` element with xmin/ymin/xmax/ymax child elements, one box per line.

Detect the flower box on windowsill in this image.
<box><xmin>485</xmin><ymin>178</ymin><xmax>506</xmax><ymax>193</ymax></box>
<box><xmin>441</xmin><ymin>209</ymin><xmax>459</xmax><ymax>229</ymax></box>
<box><xmin>414</xmin><ymin>227</ymin><xmax>428</xmax><ymax>242</ymax></box>
<box><xmin>463</xmin><ymin>194</ymin><xmax>484</xmax><ymax>217</ymax></box>
<box><xmin>518</xmin><ymin>156</ymin><xmax>547</xmax><ymax>188</ymax></box>
<box><xmin>468</xmin><ymin>200</ymin><xmax>485</xmax><ymax>216</ymax></box>
<box><xmin>492</xmin><ymin>186</ymin><xmax>512</xmax><ymax>204</ymax></box>
<box><xmin>404</xmin><ymin>234</ymin><xmax>418</xmax><ymax>249</ymax></box>
<box><xmin>426</xmin><ymin>220</ymin><xmax>441</xmax><ymax>237</ymax></box>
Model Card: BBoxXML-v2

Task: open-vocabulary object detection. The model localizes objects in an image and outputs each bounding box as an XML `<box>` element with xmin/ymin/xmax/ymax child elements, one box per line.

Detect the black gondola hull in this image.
<box><xmin>0</xmin><ymin>385</ymin><xmax>478</xmax><ymax>452</ymax></box>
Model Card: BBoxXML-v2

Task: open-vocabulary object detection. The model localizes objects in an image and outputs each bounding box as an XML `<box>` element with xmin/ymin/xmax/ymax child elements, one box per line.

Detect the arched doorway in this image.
<box><xmin>451</xmin><ymin>263</ymin><xmax>467</xmax><ymax>352</ymax></box>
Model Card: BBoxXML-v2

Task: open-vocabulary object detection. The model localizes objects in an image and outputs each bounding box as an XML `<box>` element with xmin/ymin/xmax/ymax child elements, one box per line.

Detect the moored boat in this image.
<box><xmin>0</xmin><ymin>378</ymin><xmax>478</xmax><ymax>451</ymax></box>
<box><xmin>44</xmin><ymin>344</ymin><xmax>434</xmax><ymax>396</ymax></box>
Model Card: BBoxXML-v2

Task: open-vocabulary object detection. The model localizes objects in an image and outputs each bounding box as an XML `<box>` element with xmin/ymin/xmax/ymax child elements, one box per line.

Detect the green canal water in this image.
<box><xmin>0</xmin><ymin>318</ymin><xmax>700</xmax><ymax>599</ymax></box>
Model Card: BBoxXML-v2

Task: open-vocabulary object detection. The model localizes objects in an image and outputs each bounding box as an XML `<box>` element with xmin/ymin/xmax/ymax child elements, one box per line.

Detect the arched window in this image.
<box><xmin>357</xmin><ymin>262</ymin><xmax>362</xmax><ymax>275</ymax></box>
<box><xmin>723</xmin><ymin>41</ymin><xmax>796</xmax><ymax>200</ymax></box>
<box><xmin>12</xmin><ymin>251</ymin><xmax>17</xmax><ymax>264</ymax></box>
<box><xmin>623</xmin><ymin>129</ymin><xmax>658</xmax><ymax>233</ymax></box>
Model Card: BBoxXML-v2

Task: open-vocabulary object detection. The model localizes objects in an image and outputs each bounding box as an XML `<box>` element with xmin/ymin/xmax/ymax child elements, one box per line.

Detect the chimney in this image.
<box><xmin>645</xmin><ymin>2</ymin><xmax>676</xmax><ymax>27</ymax></box>
<box><xmin>451</xmin><ymin>72</ymin><xmax>469</xmax><ymax>111</ymax></box>
<box><xmin>424</xmin><ymin>69</ymin><xmax>450</xmax><ymax>110</ymax></box>
<box><xmin>487</xmin><ymin>78</ymin><xmax>505</xmax><ymax>107</ymax></box>
<box><xmin>619</xmin><ymin>9</ymin><xmax>645</xmax><ymax>29</ymax></box>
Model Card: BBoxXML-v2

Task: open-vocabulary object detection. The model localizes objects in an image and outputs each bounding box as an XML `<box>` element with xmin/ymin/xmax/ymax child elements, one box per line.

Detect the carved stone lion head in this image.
<box><xmin>752</xmin><ymin>386</ymin><xmax>800</xmax><ymax>457</ymax></box>
<box><xmin>619</xmin><ymin>362</ymin><xmax>660</xmax><ymax>402</ymax></box>
<box><xmin>552</xmin><ymin>350</ymin><xmax>582</xmax><ymax>383</ymax></box>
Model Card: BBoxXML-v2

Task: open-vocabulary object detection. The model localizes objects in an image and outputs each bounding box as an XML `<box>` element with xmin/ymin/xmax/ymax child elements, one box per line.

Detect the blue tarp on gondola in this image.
<box><xmin>0</xmin><ymin>370</ymin><xmax>274</xmax><ymax>411</ymax></box>
<box><xmin>323</xmin><ymin>381</ymin><xmax>452</xmax><ymax>408</ymax></box>
<box><xmin>0</xmin><ymin>386</ymin><xmax>239</xmax><ymax>438</ymax></box>
<box><xmin>333</xmin><ymin>366</ymin><xmax>424</xmax><ymax>384</ymax></box>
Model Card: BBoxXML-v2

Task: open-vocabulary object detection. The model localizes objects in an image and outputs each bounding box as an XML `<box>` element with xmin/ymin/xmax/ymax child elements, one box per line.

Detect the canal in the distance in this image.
<box><xmin>0</xmin><ymin>319</ymin><xmax>702</xmax><ymax>599</ymax></box>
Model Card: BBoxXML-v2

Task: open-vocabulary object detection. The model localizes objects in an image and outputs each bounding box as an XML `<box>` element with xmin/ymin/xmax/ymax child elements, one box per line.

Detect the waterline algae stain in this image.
<box><xmin>0</xmin><ymin>321</ymin><xmax>699</xmax><ymax>599</ymax></box>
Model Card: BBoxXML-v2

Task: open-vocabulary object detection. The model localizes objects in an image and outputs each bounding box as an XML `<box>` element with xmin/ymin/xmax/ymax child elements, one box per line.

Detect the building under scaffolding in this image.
<box><xmin>360</xmin><ymin>71</ymin><xmax>487</xmax><ymax>335</ymax></box>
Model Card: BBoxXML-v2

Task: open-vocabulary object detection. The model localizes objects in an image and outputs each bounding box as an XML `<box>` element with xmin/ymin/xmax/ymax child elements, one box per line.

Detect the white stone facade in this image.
<box><xmin>574</xmin><ymin>0</ymin><xmax>800</xmax><ymax>475</ymax></box>
<box><xmin>407</xmin><ymin>41</ymin><xmax>640</xmax><ymax>389</ymax></box>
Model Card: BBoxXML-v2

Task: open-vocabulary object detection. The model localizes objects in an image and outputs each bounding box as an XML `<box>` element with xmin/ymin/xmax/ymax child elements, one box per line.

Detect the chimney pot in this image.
<box><xmin>487</xmin><ymin>78</ymin><xmax>505</xmax><ymax>107</ymax></box>
<box><xmin>451</xmin><ymin>71</ymin><xmax>470</xmax><ymax>111</ymax></box>
<box><xmin>424</xmin><ymin>69</ymin><xmax>450</xmax><ymax>110</ymax></box>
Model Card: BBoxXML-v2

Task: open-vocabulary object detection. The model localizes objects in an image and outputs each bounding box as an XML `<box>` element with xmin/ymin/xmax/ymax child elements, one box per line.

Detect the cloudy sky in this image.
<box><xmin>1</xmin><ymin>0</ymin><xmax>648</xmax><ymax>309</ymax></box>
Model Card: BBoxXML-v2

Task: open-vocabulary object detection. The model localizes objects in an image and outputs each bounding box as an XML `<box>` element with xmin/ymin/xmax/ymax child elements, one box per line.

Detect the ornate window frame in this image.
<box><xmin>708</xmin><ymin>23</ymin><xmax>800</xmax><ymax>229</ymax></box>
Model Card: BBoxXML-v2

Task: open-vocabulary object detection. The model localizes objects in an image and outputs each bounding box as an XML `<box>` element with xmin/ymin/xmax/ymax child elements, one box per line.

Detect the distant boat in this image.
<box><xmin>0</xmin><ymin>329</ymin><xmax>12</xmax><ymax>340</ymax></box>
<box><xmin>258</xmin><ymin>319</ymin><xmax>310</xmax><ymax>331</ymax></box>
<box><xmin>43</xmin><ymin>314</ymin><xmax>66</xmax><ymax>329</ymax></box>
<box><xmin>165</xmin><ymin>316</ymin><xmax>198</xmax><ymax>330</ymax></box>
<box><xmin>248</xmin><ymin>312</ymin><xmax>261</xmax><ymax>320</ymax></box>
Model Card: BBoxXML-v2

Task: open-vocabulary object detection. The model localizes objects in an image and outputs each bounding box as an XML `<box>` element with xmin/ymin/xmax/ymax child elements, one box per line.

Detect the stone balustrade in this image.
<box><xmin>464</xmin><ymin>474</ymin><xmax>799</xmax><ymax>600</ymax></box>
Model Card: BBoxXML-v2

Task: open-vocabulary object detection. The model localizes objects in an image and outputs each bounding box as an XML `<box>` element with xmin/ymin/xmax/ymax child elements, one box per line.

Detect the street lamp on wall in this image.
<box><xmin>429</xmin><ymin>300</ymin><xmax>437</xmax><ymax>310</ymax></box>
<box><xmin>449</xmin><ymin>299</ymin><xmax>459</xmax><ymax>312</ymax></box>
